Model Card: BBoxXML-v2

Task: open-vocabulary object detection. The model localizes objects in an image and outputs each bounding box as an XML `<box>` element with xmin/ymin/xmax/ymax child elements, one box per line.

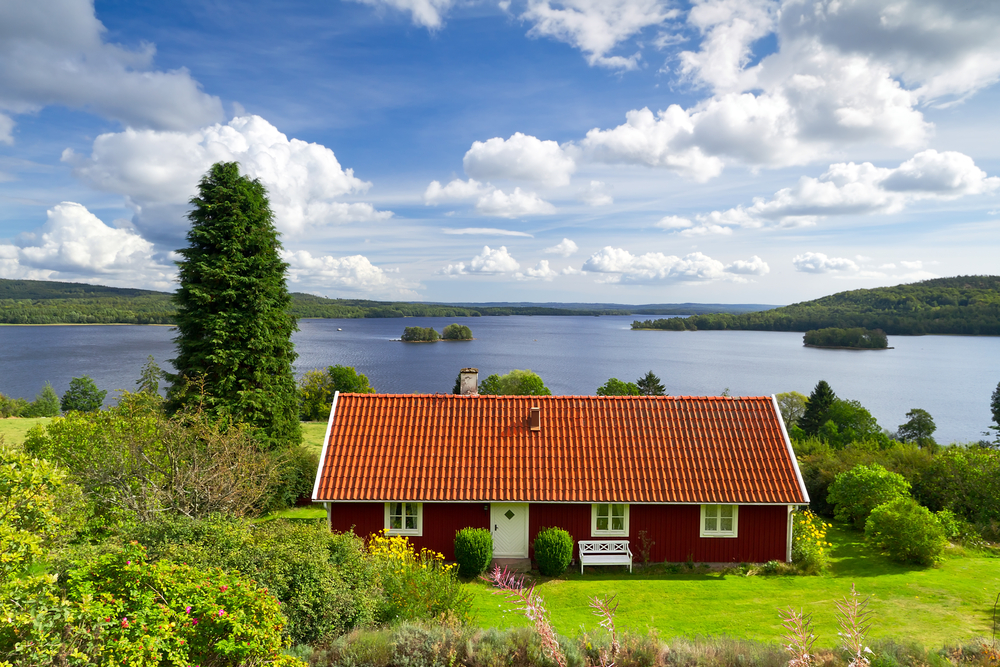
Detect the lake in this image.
<box><xmin>1</xmin><ymin>316</ymin><xmax>996</xmax><ymax>445</ymax></box>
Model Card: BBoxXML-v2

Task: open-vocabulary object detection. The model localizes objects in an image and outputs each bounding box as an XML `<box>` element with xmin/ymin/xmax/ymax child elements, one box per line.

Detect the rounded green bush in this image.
<box><xmin>533</xmin><ymin>526</ymin><xmax>574</xmax><ymax>577</ymax></box>
<box><xmin>865</xmin><ymin>496</ymin><xmax>947</xmax><ymax>565</ymax></box>
<box><xmin>828</xmin><ymin>463</ymin><xmax>911</xmax><ymax>529</ymax></box>
<box><xmin>454</xmin><ymin>527</ymin><xmax>493</xmax><ymax>577</ymax></box>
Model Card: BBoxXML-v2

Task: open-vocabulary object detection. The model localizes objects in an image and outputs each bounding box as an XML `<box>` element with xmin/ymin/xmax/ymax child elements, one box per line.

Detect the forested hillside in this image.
<box><xmin>0</xmin><ymin>278</ymin><xmax>629</xmax><ymax>324</ymax></box>
<box><xmin>632</xmin><ymin>276</ymin><xmax>1000</xmax><ymax>335</ymax></box>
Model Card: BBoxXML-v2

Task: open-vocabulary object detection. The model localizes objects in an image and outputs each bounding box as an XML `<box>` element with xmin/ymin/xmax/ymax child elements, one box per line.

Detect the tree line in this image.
<box><xmin>632</xmin><ymin>275</ymin><xmax>1000</xmax><ymax>335</ymax></box>
<box><xmin>803</xmin><ymin>327</ymin><xmax>888</xmax><ymax>349</ymax></box>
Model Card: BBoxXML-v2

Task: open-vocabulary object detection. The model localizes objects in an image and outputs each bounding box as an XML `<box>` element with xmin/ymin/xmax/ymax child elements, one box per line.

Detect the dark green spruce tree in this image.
<box><xmin>797</xmin><ymin>380</ymin><xmax>836</xmax><ymax>436</ymax></box>
<box><xmin>166</xmin><ymin>162</ymin><xmax>300</xmax><ymax>449</ymax></box>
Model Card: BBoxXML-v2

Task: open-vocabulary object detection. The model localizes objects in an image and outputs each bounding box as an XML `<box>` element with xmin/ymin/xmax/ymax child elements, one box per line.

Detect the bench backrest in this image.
<box><xmin>579</xmin><ymin>540</ymin><xmax>630</xmax><ymax>554</ymax></box>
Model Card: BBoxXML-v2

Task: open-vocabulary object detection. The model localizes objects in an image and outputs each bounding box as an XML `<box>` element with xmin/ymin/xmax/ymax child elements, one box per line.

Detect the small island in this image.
<box><xmin>401</xmin><ymin>323</ymin><xmax>473</xmax><ymax>342</ymax></box>
<box><xmin>803</xmin><ymin>327</ymin><xmax>890</xmax><ymax>349</ymax></box>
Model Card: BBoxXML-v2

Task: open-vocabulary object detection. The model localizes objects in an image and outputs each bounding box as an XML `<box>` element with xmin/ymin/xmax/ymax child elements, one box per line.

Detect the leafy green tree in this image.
<box><xmin>0</xmin><ymin>394</ymin><xmax>28</xmax><ymax>418</ymax></box>
<box><xmin>991</xmin><ymin>381</ymin><xmax>1000</xmax><ymax>440</ymax></box>
<box><xmin>298</xmin><ymin>365</ymin><xmax>375</xmax><ymax>421</ymax></box>
<box><xmin>827</xmin><ymin>463</ymin><xmax>911</xmax><ymax>529</ymax></box>
<box><xmin>776</xmin><ymin>391</ymin><xmax>808</xmax><ymax>431</ymax></box>
<box><xmin>636</xmin><ymin>370</ymin><xmax>666</xmax><ymax>396</ymax></box>
<box><xmin>22</xmin><ymin>382</ymin><xmax>61</xmax><ymax>417</ymax></box>
<box><xmin>478</xmin><ymin>369</ymin><xmax>551</xmax><ymax>396</ymax></box>
<box><xmin>166</xmin><ymin>162</ymin><xmax>300</xmax><ymax>450</ymax></box>
<box><xmin>896</xmin><ymin>409</ymin><xmax>937</xmax><ymax>450</ymax></box>
<box><xmin>136</xmin><ymin>355</ymin><xmax>162</xmax><ymax>395</ymax></box>
<box><xmin>824</xmin><ymin>398</ymin><xmax>886</xmax><ymax>448</ymax></box>
<box><xmin>596</xmin><ymin>378</ymin><xmax>640</xmax><ymax>396</ymax></box>
<box><xmin>401</xmin><ymin>326</ymin><xmax>440</xmax><ymax>341</ymax></box>
<box><xmin>442</xmin><ymin>323</ymin><xmax>473</xmax><ymax>340</ymax></box>
<box><xmin>60</xmin><ymin>375</ymin><xmax>106</xmax><ymax>413</ymax></box>
<box><xmin>798</xmin><ymin>380</ymin><xmax>836</xmax><ymax>436</ymax></box>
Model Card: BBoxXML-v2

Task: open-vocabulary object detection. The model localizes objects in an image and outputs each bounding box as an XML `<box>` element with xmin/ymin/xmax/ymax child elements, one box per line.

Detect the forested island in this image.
<box><xmin>803</xmin><ymin>327</ymin><xmax>889</xmax><ymax>349</ymax></box>
<box><xmin>631</xmin><ymin>276</ymin><xmax>1000</xmax><ymax>335</ymax></box>
<box><xmin>400</xmin><ymin>323</ymin><xmax>473</xmax><ymax>341</ymax></box>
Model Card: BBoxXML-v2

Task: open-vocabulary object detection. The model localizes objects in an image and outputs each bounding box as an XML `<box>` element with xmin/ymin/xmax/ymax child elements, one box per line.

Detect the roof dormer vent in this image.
<box><xmin>529</xmin><ymin>406</ymin><xmax>541</xmax><ymax>431</ymax></box>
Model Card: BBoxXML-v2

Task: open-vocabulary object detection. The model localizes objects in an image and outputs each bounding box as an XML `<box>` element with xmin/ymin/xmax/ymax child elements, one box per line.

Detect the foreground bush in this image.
<box><xmin>56</xmin><ymin>515</ymin><xmax>379</xmax><ymax>645</ymax></box>
<box><xmin>367</xmin><ymin>530</ymin><xmax>472</xmax><ymax>625</ymax></box>
<box><xmin>827</xmin><ymin>463</ymin><xmax>911</xmax><ymax>529</ymax></box>
<box><xmin>533</xmin><ymin>526</ymin><xmax>574</xmax><ymax>576</ymax></box>
<box><xmin>791</xmin><ymin>509</ymin><xmax>831</xmax><ymax>573</ymax></box>
<box><xmin>865</xmin><ymin>497</ymin><xmax>947</xmax><ymax>565</ymax></box>
<box><xmin>1</xmin><ymin>543</ymin><xmax>304</xmax><ymax>667</ymax></box>
<box><xmin>455</xmin><ymin>527</ymin><xmax>493</xmax><ymax>577</ymax></box>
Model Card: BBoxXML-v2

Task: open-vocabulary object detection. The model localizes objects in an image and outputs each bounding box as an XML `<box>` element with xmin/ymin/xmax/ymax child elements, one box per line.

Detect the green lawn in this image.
<box><xmin>469</xmin><ymin>525</ymin><xmax>1000</xmax><ymax>648</ymax></box>
<box><xmin>0</xmin><ymin>417</ymin><xmax>51</xmax><ymax>446</ymax></box>
<box><xmin>301</xmin><ymin>420</ymin><xmax>328</xmax><ymax>454</ymax></box>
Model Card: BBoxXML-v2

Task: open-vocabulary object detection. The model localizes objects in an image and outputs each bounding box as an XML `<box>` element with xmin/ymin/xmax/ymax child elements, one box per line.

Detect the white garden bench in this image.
<box><xmin>578</xmin><ymin>540</ymin><xmax>633</xmax><ymax>574</ymax></box>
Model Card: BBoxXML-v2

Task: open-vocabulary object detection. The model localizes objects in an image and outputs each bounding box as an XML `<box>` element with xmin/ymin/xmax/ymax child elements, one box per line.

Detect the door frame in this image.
<box><xmin>490</xmin><ymin>503</ymin><xmax>530</xmax><ymax>558</ymax></box>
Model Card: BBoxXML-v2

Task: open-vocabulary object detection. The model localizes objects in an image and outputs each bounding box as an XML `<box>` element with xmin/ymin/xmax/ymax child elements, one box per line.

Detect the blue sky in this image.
<box><xmin>1</xmin><ymin>0</ymin><xmax>999</xmax><ymax>304</ymax></box>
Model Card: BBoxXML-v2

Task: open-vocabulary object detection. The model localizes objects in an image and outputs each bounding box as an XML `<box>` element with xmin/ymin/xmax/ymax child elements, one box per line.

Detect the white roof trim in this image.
<box><xmin>772</xmin><ymin>393</ymin><xmax>810</xmax><ymax>504</ymax></box>
<box><xmin>311</xmin><ymin>390</ymin><xmax>340</xmax><ymax>501</ymax></box>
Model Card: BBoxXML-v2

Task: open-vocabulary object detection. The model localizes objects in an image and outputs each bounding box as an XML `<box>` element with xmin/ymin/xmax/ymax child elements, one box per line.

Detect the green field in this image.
<box><xmin>301</xmin><ymin>420</ymin><xmax>328</xmax><ymax>453</ymax></box>
<box><xmin>0</xmin><ymin>417</ymin><xmax>51</xmax><ymax>446</ymax></box>
<box><xmin>469</xmin><ymin>525</ymin><xmax>1000</xmax><ymax>647</ymax></box>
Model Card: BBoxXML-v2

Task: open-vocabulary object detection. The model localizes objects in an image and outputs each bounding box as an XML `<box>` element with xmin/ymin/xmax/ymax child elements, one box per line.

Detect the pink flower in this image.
<box><xmin>217</xmin><ymin>609</ymin><xmax>225</xmax><ymax>617</ymax></box>
<box><xmin>121</xmin><ymin>617</ymin><xmax>129</xmax><ymax>628</ymax></box>
<box><xmin>220</xmin><ymin>585</ymin><xmax>228</xmax><ymax>592</ymax></box>
<box><xmin>185</xmin><ymin>606</ymin><xmax>192</xmax><ymax>614</ymax></box>
<box><xmin>127</xmin><ymin>561</ymin><xmax>132</xmax><ymax>565</ymax></box>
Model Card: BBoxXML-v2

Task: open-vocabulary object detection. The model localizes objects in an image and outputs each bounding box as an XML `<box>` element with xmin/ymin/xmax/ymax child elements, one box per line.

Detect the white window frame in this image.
<box><xmin>384</xmin><ymin>502</ymin><xmax>423</xmax><ymax>536</ymax></box>
<box><xmin>700</xmin><ymin>504</ymin><xmax>738</xmax><ymax>538</ymax></box>
<box><xmin>591</xmin><ymin>503</ymin><xmax>629</xmax><ymax>537</ymax></box>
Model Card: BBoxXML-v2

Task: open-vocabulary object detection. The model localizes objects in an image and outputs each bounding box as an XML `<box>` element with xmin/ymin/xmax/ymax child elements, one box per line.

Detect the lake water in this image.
<box><xmin>1</xmin><ymin>316</ymin><xmax>997</xmax><ymax>445</ymax></box>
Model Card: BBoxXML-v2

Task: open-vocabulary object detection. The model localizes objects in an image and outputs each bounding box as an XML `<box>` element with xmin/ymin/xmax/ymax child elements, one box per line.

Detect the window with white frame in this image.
<box><xmin>700</xmin><ymin>504</ymin><xmax>738</xmax><ymax>537</ymax></box>
<box><xmin>591</xmin><ymin>503</ymin><xmax>629</xmax><ymax>536</ymax></box>
<box><xmin>385</xmin><ymin>502</ymin><xmax>422</xmax><ymax>535</ymax></box>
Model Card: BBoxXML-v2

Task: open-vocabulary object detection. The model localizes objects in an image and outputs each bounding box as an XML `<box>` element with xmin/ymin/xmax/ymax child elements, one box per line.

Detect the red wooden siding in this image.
<box><xmin>330</xmin><ymin>502</ymin><xmax>789</xmax><ymax>564</ymax></box>
<box><xmin>327</xmin><ymin>502</ymin><xmax>489</xmax><ymax>561</ymax></box>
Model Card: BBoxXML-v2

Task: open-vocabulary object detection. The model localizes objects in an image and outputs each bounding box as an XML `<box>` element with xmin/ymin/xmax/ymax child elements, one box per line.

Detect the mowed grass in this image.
<box><xmin>301</xmin><ymin>420</ymin><xmax>328</xmax><ymax>454</ymax></box>
<box><xmin>469</xmin><ymin>525</ymin><xmax>1000</xmax><ymax>648</ymax></box>
<box><xmin>0</xmin><ymin>417</ymin><xmax>52</xmax><ymax>446</ymax></box>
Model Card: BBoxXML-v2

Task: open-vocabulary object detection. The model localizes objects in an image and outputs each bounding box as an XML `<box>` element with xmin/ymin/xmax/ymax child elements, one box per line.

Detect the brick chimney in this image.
<box><xmin>459</xmin><ymin>368</ymin><xmax>479</xmax><ymax>395</ymax></box>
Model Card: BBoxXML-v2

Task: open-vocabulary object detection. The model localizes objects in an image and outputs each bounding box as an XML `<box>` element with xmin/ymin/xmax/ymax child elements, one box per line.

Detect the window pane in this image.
<box><xmin>612</xmin><ymin>504</ymin><xmax>624</xmax><ymax>518</ymax></box>
<box><xmin>406</xmin><ymin>515</ymin><xmax>417</xmax><ymax>529</ymax></box>
<box><xmin>705</xmin><ymin>516</ymin><xmax>717</xmax><ymax>531</ymax></box>
<box><xmin>611</xmin><ymin>517</ymin><xmax>624</xmax><ymax>531</ymax></box>
<box><xmin>720</xmin><ymin>516</ymin><xmax>733</xmax><ymax>532</ymax></box>
<box><xmin>389</xmin><ymin>515</ymin><xmax>402</xmax><ymax>529</ymax></box>
<box><xmin>597</xmin><ymin>516</ymin><xmax>609</xmax><ymax>531</ymax></box>
<box><xmin>596</xmin><ymin>504</ymin><xmax>609</xmax><ymax>518</ymax></box>
<box><xmin>720</xmin><ymin>506</ymin><xmax>733</xmax><ymax>519</ymax></box>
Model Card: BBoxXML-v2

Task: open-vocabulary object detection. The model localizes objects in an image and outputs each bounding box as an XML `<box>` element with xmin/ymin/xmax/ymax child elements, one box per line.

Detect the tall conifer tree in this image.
<box><xmin>167</xmin><ymin>162</ymin><xmax>300</xmax><ymax>449</ymax></box>
<box><xmin>797</xmin><ymin>380</ymin><xmax>836</xmax><ymax>436</ymax></box>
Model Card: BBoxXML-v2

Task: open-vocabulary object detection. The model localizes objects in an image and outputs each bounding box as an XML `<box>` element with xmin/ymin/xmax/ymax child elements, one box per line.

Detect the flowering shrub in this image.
<box><xmin>0</xmin><ymin>542</ymin><xmax>305</xmax><ymax>667</ymax></box>
<box><xmin>366</xmin><ymin>530</ymin><xmax>471</xmax><ymax>624</ymax></box>
<box><xmin>792</xmin><ymin>509</ymin><xmax>832</xmax><ymax>574</ymax></box>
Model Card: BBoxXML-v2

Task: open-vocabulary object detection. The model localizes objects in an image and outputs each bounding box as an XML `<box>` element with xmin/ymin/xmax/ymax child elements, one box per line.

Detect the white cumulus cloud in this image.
<box><xmin>579</xmin><ymin>180</ymin><xmax>613</xmax><ymax>206</ymax></box>
<box><xmin>0</xmin><ymin>0</ymin><xmax>223</xmax><ymax>134</ymax></box>
<box><xmin>517</xmin><ymin>259</ymin><xmax>559</xmax><ymax>281</ymax></box>
<box><xmin>348</xmin><ymin>0</ymin><xmax>457</xmax><ymax>29</ymax></box>
<box><xmin>0</xmin><ymin>202</ymin><xmax>173</xmax><ymax>288</ymax></box>
<box><xmin>425</xmin><ymin>178</ymin><xmax>555</xmax><ymax>218</ymax></box>
<box><xmin>63</xmin><ymin>115</ymin><xmax>391</xmax><ymax>245</ymax></box>
<box><xmin>283</xmin><ymin>250</ymin><xmax>418</xmax><ymax>298</ymax></box>
<box><xmin>669</xmin><ymin>150</ymin><xmax>1000</xmax><ymax>234</ymax></box>
<box><xmin>792</xmin><ymin>252</ymin><xmax>859</xmax><ymax>274</ymax></box>
<box><xmin>463</xmin><ymin>132</ymin><xmax>576</xmax><ymax>187</ymax></box>
<box><xmin>581</xmin><ymin>246</ymin><xmax>763</xmax><ymax>283</ymax></box>
<box><xmin>522</xmin><ymin>0</ymin><xmax>678</xmax><ymax>70</ymax></box>
<box><xmin>544</xmin><ymin>238</ymin><xmax>579</xmax><ymax>257</ymax></box>
<box><xmin>440</xmin><ymin>245</ymin><xmax>521</xmax><ymax>275</ymax></box>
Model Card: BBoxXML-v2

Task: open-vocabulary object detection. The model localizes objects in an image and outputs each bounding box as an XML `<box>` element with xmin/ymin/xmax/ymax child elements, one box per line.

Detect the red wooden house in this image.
<box><xmin>312</xmin><ymin>373</ymin><xmax>809</xmax><ymax>566</ymax></box>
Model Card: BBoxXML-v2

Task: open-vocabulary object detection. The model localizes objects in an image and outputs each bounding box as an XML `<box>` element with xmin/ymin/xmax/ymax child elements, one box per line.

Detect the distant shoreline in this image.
<box><xmin>804</xmin><ymin>343</ymin><xmax>894</xmax><ymax>350</ymax></box>
<box><xmin>0</xmin><ymin>323</ymin><xmax>174</xmax><ymax>327</ymax></box>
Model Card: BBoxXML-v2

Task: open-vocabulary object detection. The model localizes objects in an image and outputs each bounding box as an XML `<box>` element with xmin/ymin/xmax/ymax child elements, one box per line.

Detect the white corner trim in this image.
<box><xmin>312</xmin><ymin>390</ymin><xmax>340</xmax><ymax>501</ymax></box>
<box><xmin>786</xmin><ymin>505</ymin><xmax>794</xmax><ymax>563</ymax></box>
<box><xmin>772</xmin><ymin>394</ymin><xmax>810</xmax><ymax>504</ymax></box>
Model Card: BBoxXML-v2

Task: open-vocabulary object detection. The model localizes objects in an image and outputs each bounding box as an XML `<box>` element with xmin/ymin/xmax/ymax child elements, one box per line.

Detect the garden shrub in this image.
<box><xmin>827</xmin><ymin>463</ymin><xmax>911</xmax><ymax>529</ymax></box>
<box><xmin>95</xmin><ymin>515</ymin><xmax>379</xmax><ymax>644</ymax></box>
<box><xmin>266</xmin><ymin>443</ymin><xmax>320</xmax><ymax>511</ymax></box>
<box><xmin>533</xmin><ymin>526</ymin><xmax>574</xmax><ymax>577</ymax></box>
<box><xmin>1</xmin><ymin>542</ymin><xmax>304</xmax><ymax>667</ymax></box>
<box><xmin>865</xmin><ymin>497</ymin><xmax>947</xmax><ymax>565</ymax></box>
<box><xmin>791</xmin><ymin>509</ymin><xmax>832</xmax><ymax>574</ymax></box>
<box><xmin>454</xmin><ymin>526</ymin><xmax>493</xmax><ymax>577</ymax></box>
<box><xmin>366</xmin><ymin>530</ymin><xmax>472</xmax><ymax>625</ymax></box>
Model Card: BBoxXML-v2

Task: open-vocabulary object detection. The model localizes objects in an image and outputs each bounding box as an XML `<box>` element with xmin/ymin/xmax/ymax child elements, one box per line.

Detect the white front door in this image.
<box><xmin>491</xmin><ymin>503</ymin><xmax>529</xmax><ymax>558</ymax></box>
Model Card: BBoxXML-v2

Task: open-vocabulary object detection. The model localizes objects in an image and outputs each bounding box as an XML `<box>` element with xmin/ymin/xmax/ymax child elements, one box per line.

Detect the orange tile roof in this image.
<box><xmin>313</xmin><ymin>394</ymin><xmax>808</xmax><ymax>505</ymax></box>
